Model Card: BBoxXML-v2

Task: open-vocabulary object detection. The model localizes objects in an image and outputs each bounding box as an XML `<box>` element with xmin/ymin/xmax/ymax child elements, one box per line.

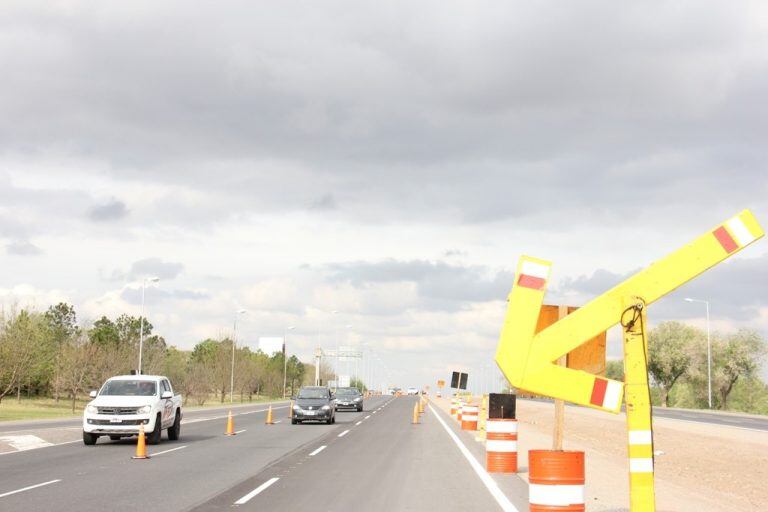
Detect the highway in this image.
<box><xmin>0</xmin><ymin>396</ymin><xmax>527</xmax><ymax>512</ymax></box>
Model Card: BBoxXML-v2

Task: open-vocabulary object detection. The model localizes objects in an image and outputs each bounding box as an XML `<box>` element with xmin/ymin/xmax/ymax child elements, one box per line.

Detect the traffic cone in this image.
<box><xmin>225</xmin><ymin>410</ymin><xmax>236</xmax><ymax>436</ymax></box>
<box><xmin>412</xmin><ymin>403</ymin><xmax>420</xmax><ymax>424</ymax></box>
<box><xmin>132</xmin><ymin>424</ymin><xmax>150</xmax><ymax>459</ymax></box>
<box><xmin>265</xmin><ymin>405</ymin><xmax>274</xmax><ymax>425</ymax></box>
<box><xmin>419</xmin><ymin>398</ymin><xmax>425</xmax><ymax>414</ymax></box>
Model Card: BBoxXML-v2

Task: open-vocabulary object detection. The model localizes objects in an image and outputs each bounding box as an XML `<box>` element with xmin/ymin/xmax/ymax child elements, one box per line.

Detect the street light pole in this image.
<box><xmin>685</xmin><ymin>297</ymin><xmax>712</xmax><ymax>408</ymax></box>
<box><xmin>230</xmin><ymin>309</ymin><xmax>247</xmax><ymax>405</ymax></box>
<box><xmin>282</xmin><ymin>326</ymin><xmax>295</xmax><ymax>399</ymax></box>
<box><xmin>138</xmin><ymin>276</ymin><xmax>159</xmax><ymax>375</ymax></box>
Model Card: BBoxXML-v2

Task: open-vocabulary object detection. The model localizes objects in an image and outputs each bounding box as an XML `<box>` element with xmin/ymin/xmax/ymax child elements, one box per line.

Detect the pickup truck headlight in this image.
<box><xmin>321</xmin><ymin>405</ymin><xmax>331</xmax><ymax>410</ymax></box>
<box><xmin>137</xmin><ymin>405</ymin><xmax>152</xmax><ymax>414</ymax></box>
<box><xmin>86</xmin><ymin>405</ymin><xmax>98</xmax><ymax>414</ymax></box>
<box><xmin>354</xmin><ymin>397</ymin><xmax>362</xmax><ymax>402</ymax></box>
<box><xmin>293</xmin><ymin>405</ymin><xmax>301</xmax><ymax>411</ymax></box>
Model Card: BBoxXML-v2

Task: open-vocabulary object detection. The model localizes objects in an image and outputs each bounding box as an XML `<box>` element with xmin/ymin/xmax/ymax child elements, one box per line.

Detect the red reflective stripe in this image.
<box><xmin>518</xmin><ymin>274</ymin><xmax>546</xmax><ymax>290</ymax></box>
<box><xmin>590</xmin><ymin>378</ymin><xmax>607</xmax><ymax>406</ymax></box>
<box><xmin>713</xmin><ymin>226</ymin><xmax>738</xmax><ymax>253</ymax></box>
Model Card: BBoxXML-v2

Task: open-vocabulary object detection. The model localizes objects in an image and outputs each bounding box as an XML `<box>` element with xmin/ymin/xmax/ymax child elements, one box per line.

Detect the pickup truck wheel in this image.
<box><xmin>168</xmin><ymin>411</ymin><xmax>181</xmax><ymax>441</ymax></box>
<box><xmin>83</xmin><ymin>432</ymin><xmax>98</xmax><ymax>445</ymax></box>
<box><xmin>147</xmin><ymin>414</ymin><xmax>162</xmax><ymax>445</ymax></box>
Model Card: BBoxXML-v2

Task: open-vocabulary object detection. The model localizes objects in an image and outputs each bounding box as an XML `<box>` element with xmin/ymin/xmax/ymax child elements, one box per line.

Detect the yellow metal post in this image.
<box><xmin>622</xmin><ymin>298</ymin><xmax>655</xmax><ymax>512</ymax></box>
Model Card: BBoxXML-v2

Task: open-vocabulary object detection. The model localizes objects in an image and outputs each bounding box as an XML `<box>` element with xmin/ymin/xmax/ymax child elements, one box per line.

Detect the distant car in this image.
<box><xmin>335</xmin><ymin>387</ymin><xmax>364</xmax><ymax>412</ymax></box>
<box><xmin>407</xmin><ymin>387</ymin><xmax>418</xmax><ymax>395</ymax></box>
<box><xmin>292</xmin><ymin>386</ymin><xmax>336</xmax><ymax>424</ymax></box>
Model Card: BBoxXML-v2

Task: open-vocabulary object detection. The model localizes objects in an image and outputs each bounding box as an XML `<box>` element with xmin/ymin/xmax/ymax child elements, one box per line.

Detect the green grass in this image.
<box><xmin>0</xmin><ymin>394</ymin><xmax>286</xmax><ymax>423</ymax></box>
<box><xmin>0</xmin><ymin>397</ymin><xmax>87</xmax><ymax>422</ymax></box>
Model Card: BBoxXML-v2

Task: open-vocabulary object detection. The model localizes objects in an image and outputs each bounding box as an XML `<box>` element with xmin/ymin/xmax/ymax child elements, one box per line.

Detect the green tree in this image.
<box><xmin>711</xmin><ymin>329</ymin><xmax>766</xmax><ymax>409</ymax></box>
<box><xmin>648</xmin><ymin>321</ymin><xmax>701</xmax><ymax>407</ymax></box>
<box><xmin>605</xmin><ymin>360</ymin><xmax>624</xmax><ymax>381</ymax></box>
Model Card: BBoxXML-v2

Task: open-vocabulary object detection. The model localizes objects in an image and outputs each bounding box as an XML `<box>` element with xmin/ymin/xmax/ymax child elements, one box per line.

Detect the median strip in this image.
<box><xmin>0</xmin><ymin>479</ymin><xmax>61</xmax><ymax>499</ymax></box>
<box><xmin>234</xmin><ymin>477</ymin><xmax>279</xmax><ymax>505</ymax></box>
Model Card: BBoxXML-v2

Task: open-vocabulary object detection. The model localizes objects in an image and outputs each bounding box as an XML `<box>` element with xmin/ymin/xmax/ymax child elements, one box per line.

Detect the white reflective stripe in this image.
<box><xmin>628</xmin><ymin>430</ymin><xmax>653</xmax><ymax>445</ymax></box>
<box><xmin>528</xmin><ymin>484</ymin><xmax>584</xmax><ymax>506</ymax></box>
<box><xmin>602</xmin><ymin>380</ymin><xmax>622</xmax><ymax>409</ymax></box>
<box><xmin>727</xmin><ymin>217</ymin><xmax>756</xmax><ymax>246</ymax></box>
<box><xmin>629</xmin><ymin>458</ymin><xmax>654</xmax><ymax>473</ymax></box>
<box><xmin>462</xmin><ymin>415</ymin><xmax>478</xmax><ymax>421</ymax></box>
<box><xmin>486</xmin><ymin>421</ymin><xmax>518</xmax><ymax>433</ymax></box>
<box><xmin>462</xmin><ymin>407</ymin><xmax>479</xmax><ymax>413</ymax></box>
<box><xmin>486</xmin><ymin>440</ymin><xmax>517</xmax><ymax>453</ymax></box>
<box><xmin>521</xmin><ymin>260</ymin><xmax>550</xmax><ymax>279</ymax></box>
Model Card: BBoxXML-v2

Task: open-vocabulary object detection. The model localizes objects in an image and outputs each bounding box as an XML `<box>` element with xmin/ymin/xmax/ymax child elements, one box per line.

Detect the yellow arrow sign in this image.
<box><xmin>495</xmin><ymin>210</ymin><xmax>764</xmax><ymax>413</ymax></box>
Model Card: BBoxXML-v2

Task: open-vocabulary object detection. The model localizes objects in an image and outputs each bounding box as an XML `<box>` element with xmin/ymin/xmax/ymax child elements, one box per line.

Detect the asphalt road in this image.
<box><xmin>0</xmin><ymin>396</ymin><xmax>528</xmax><ymax>512</ymax></box>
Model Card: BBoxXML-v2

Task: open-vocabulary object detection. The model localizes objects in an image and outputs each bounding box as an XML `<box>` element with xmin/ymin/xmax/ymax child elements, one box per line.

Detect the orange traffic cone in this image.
<box><xmin>225</xmin><ymin>410</ymin><xmax>236</xmax><ymax>436</ymax></box>
<box><xmin>132</xmin><ymin>424</ymin><xmax>150</xmax><ymax>459</ymax></box>
<box><xmin>412</xmin><ymin>403</ymin><xmax>420</xmax><ymax>425</ymax></box>
<box><xmin>265</xmin><ymin>405</ymin><xmax>274</xmax><ymax>425</ymax></box>
<box><xmin>419</xmin><ymin>398</ymin><xmax>425</xmax><ymax>414</ymax></box>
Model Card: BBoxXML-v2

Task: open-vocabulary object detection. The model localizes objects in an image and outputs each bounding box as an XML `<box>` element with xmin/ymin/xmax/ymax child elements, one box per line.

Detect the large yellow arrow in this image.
<box><xmin>495</xmin><ymin>210</ymin><xmax>764</xmax><ymax>413</ymax></box>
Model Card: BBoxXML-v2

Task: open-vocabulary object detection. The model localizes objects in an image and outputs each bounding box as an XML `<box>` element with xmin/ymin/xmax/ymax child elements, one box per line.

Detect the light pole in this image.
<box><xmin>230</xmin><ymin>309</ymin><xmax>247</xmax><ymax>404</ymax></box>
<box><xmin>684</xmin><ymin>297</ymin><xmax>712</xmax><ymax>408</ymax></box>
<box><xmin>331</xmin><ymin>310</ymin><xmax>339</xmax><ymax>389</ymax></box>
<box><xmin>138</xmin><ymin>276</ymin><xmax>159</xmax><ymax>375</ymax></box>
<box><xmin>282</xmin><ymin>326</ymin><xmax>295</xmax><ymax>399</ymax></box>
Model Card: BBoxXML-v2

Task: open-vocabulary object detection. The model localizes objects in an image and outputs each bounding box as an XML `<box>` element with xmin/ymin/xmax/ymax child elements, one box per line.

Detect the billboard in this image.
<box><xmin>258</xmin><ymin>337</ymin><xmax>284</xmax><ymax>356</ymax></box>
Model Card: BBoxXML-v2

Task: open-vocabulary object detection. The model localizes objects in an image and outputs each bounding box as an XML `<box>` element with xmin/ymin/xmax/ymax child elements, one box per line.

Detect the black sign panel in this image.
<box><xmin>459</xmin><ymin>373</ymin><xmax>468</xmax><ymax>390</ymax></box>
<box><xmin>450</xmin><ymin>371</ymin><xmax>460</xmax><ymax>389</ymax></box>
<box><xmin>450</xmin><ymin>371</ymin><xmax>468</xmax><ymax>390</ymax></box>
<box><xmin>489</xmin><ymin>393</ymin><xmax>516</xmax><ymax>419</ymax></box>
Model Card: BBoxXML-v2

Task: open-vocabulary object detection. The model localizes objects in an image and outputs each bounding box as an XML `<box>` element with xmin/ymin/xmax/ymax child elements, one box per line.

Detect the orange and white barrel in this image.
<box><xmin>450</xmin><ymin>401</ymin><xmax>458</xmax><ymax>418</ymax></box>
<box><xmin>528</xmin><ymin>450</ymin><xmax>585</xmax><ymax>511</ymax></box>
<box><xmin>456</xmin><ymin>401</ymin><xmax>464</xmax><ymax>421</ymax></box>
<box><xmin>486</xmin><ymin>419</ymin><xmax>518</xmax><ymax>473</ymax></box>
<box><xmin>460</xmin><ymin>405</ymin><xmax>479</xmax><ymax>431</ymax></box>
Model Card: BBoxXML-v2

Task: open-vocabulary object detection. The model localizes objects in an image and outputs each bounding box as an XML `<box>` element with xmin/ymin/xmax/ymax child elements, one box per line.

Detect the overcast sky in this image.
<box><xmin>1</xmin><ymin>1</ymin><xmax>766</xmax><ymax>389</ymax></box>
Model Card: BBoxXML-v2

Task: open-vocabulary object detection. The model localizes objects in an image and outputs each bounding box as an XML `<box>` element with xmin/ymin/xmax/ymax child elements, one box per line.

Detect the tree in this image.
<box><xmin>0</xmin><ymin>310</ymin><xmax>50</xmax><ymax>404</ymax></box>
<box><xmin>711</xmin><ymin>329</ymin><xmax>766</xmax><ymax>409</ymax></box>
<box><xmin>648</xmin><ymin>322</ymin><xmax>701</xmax><ymax>407</ymax></box>
<box><xmin>58</xmin><ymin>331</ymin><xmax>102</xmax><ymax>413</ymax></box>
<box><xmin>605</xmin><ymin>360</ymin><xmax>624</xmax><ymax>381</ymax></box>
<box><xmin>45</xmin><ymin>303</ymin><xmax>79</xmax><ymax>403</ymax></box>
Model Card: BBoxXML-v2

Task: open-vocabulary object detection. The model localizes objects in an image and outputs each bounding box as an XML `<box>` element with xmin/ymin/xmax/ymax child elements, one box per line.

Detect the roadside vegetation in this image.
<box><xmin>0</xmin><ymin>303</ymin><xmax>310</xmax><ymax>420</ymax></box>
<box><xmin>606</xmin><ymin>321</ymin><xmax>768</xmax><ymax>414</ymax></box>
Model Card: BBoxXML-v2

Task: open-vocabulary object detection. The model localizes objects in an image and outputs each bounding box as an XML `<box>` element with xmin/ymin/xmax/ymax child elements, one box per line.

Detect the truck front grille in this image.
<box><xmin>96</xmin><ymin>407</ymin><xmax>140</xmax><ymax>415</ymax></box>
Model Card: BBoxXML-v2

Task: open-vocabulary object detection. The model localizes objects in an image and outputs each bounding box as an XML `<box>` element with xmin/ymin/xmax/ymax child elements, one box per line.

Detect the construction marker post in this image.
<box><xmin>495</xmin><ymin>210</ymin><xmax>764</xmax><ymax>512</ymax></box>
<box><xmin>225</xmin><ymin>410</ymin><xmax>236</xmax><ymax>436</ymax></box>
<box><xmin>623</xmin><ymin>298</ymin><xmax>655</xmax><ymax>510</ymax></box>
<box><xmin>412</xmin><ymin>402</ymin><xmax>420</xmax><ymax>424</ymax></box>
<box><xmin>132</xmin><ymin>424</ymin><xmax>149</xmax><ymax>459</ymax></box>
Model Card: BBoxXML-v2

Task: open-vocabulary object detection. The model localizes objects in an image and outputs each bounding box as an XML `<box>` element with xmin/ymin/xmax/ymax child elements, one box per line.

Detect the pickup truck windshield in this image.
<box><xmin>101</xmin><ymin>380</ymin><xmax>157</xmax><ymax>396</ymax></box>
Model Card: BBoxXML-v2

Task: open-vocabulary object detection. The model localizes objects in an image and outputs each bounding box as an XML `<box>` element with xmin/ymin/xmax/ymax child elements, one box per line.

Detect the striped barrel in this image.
<box><xmin>456</xmin><ymin>401</ymin><xmax>464</xmax><ymax>421</ymax></box>
<box><xmin>460</xmin><ymin>405</ymin><xmax>479</xmax><ymax>431</ymax></box>
<box><xmin>528</xmin><ymin>450</ymin><xmax>585</xmax><ymax>511</ymax></box>
<box><xmin>450</xmin><ymin>401</ymin><xmax>458</xmax><ymax>418</ymax></box>
<box><xmin>486</xmin><ymin>419</ymin><xmax>518</xmax><ymax>473</ymax></box>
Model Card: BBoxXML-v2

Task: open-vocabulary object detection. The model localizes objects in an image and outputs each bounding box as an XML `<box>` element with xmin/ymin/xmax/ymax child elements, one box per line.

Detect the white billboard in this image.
<box><xmin>338</xmin><ymin>375</ymin><xmax>351</xmax><ymax>387</ymax></box>
<box><xmin>258</xmin><ymin>337</ymin><xmax>284</xmax><ymax>356</ymax></box>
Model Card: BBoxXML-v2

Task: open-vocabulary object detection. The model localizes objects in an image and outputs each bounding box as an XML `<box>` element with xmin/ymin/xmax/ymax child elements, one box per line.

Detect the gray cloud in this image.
<box><xmin>310</xmin><ymin>193</ymin><xmax>337</xmax><ymax>211</ymax></box>
<box><xmin>88</xmin><ymin>199</ymin><xmax>128</xmax><ymax>222</ymax></box>
<box><xmin>6</xmin><ymin>240</ymin><xmax>42</xmax><ymax>256</ymax></box>
<box><xmin>109</xmin><ymin>258</ymin><xmax>185</xmax><ymax>282</ymax></box>
<box><xmin>120</xmin><ymin>287</ymin><xmax>209</xmax><ymax>305</ymax></box>
<box><xmin>557</xmin><ymin>253</ymin><xmax>768</xmax><ymax>324</ymax></box>
<box><xmin>325</xmin><ymin>259</ymin><xmax>513</xmax><ymax>310</ymax></box>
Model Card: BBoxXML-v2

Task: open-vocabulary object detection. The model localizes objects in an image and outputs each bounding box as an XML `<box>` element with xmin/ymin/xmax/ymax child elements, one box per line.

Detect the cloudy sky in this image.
<box><xmin>1</xmin><ymin>1</ymin><xmax>767</xmax><ymax>389</ymax></box>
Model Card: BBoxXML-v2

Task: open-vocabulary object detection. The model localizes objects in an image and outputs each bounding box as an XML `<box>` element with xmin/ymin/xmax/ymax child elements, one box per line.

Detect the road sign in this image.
<box><xmin>450</xmin><ymin>371</ymin><xmax>468</xmax><ymax>390</ymax></box>
<box><xmin>437</xmin><ymin>379</ymin><xmax>445</xmax><ymax>388</ymax></box>
<box><xmin>495</xmin><ymin>210</ymin><xmax>763</xmax><ymax>512</ymax></box>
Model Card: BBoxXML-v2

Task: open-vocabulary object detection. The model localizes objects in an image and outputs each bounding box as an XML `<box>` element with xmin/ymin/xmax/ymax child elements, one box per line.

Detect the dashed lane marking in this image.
<box><xmin>309</xmin><ymin>445</ymin><xmax>327</xmax><ymax>456</ymax></box>
<box><xmin>364</xmin><ymin>415</ymin><xmax>371</xmax><ymax>419</ymax></box>
<box><xmin>0</xmin><ymin>479</ymin><xmax>61</xmax><ymax>499</ymax></box>
<box><xmin>234</xmin><ymin>477</ymin><xmax>279</xmax><ymax>505</ymax></box>
<box><xmin>338</xmin><ymin>430</ymin><xmax>350</xmax><ymax>438</ymax></box>
<box><xmin>152</xmin><ymin>445</ymin><xmax>188</xmax><ymax>456</ymax></box>
<box><xmin>355</xmin><ymin>421</ymin><xmax>362</xmax><ymax>426</ymax></box>
<box><xmin>234</xmin><ymin>429</ymin><xmax>247</xmax><ymax>434</ymax></box>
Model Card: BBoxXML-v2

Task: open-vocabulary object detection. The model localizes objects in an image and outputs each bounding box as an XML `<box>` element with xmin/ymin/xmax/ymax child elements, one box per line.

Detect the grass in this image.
<box><xmin>0</xmin><ymin>394</ymin><xmax>287</xmax><ymax>423</ymax></box>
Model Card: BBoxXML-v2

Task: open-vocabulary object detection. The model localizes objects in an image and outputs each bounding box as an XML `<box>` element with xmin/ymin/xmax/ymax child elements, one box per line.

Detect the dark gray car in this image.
<box><xmin>334</xmin><ymin>387</ymin><xmax>363</xmax><ymax>412</ymax></box>
<box><xmin>292</xmin><ymin>386</ymin><xmax>336</xmax><ymax>424</ymax></box>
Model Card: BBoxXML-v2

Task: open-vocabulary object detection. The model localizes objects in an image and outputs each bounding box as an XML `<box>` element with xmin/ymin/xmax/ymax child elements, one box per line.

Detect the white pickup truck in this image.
<box><xmin>83</xmin><ymin>374</ymin><xmax>182</xmax><ymax>446</ymax></box>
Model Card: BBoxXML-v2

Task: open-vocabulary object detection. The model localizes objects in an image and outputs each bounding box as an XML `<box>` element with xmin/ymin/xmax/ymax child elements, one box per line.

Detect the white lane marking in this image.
<box><xmin>309</xmin><ymin>445</ymin><xmax>327</xmax><ymax>456</ymax></box>
<box><xmin>655</xmin><ymin>416</ymin><xmax>768</xmax><ymax>433</ymax></box>
<box><xmin>274</xmin><ymin>420</ymin><xmax>282</xmax><ymax>424</ymax></box>
<box><xmin>0</xmin><ymin>435</ymin><xmax>53</xmax><ymax>451</ymax></box>
<box><xmin>234</xmin><ymin>477</ymin><xmax>279</xmax><ymax>505</ymax></box>
<box><xmin>373</xmin><ymin>411</ymin><xmax>377</xmax><ymax>414</ymax></box>
<box><xmin>355</xmin><ymin>421</ymin><xmax>362</xmax><ymax>426</ymax></box>
<box><xmin>429</xmin><ymin>405</ymin><xmax>519</xmax><ymax>512</ymax></box>
<box><xmin>151</xmin><ymin>445</ymin><xmax>187</xmax><ymax>456</ymax></box>
<box><xmin>338</xmin><ymin>430</ymin><xmax>350</xmax><ymax>438</ymax></box>
<box><xmin>0</xmin><ymin>479</ymin><xmax>61</xmax><ymax>499</ymax></box>
<box><xmin>365</xmin><ymin>415</ymin><xmax>371</xmax><ymax>419</ymax></box>
<box><xmin>235</xmin><ymin>429</ymin><xmax>247</xmax><ymax>434</ymax></box>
